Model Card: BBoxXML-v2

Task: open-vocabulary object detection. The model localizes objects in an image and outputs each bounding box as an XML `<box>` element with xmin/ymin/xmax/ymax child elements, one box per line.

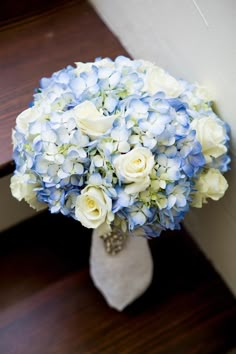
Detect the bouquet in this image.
<box><xmin>10</xmin><ymin>56</ymin><xmax>230</xmax><ymax>310</ymax></box>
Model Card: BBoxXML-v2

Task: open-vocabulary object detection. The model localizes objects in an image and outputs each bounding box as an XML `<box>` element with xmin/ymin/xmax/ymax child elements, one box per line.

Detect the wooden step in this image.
<box><xmin>0</xmin><ymin>212</ymin><xmax>236</xmax><ymax>353</ymax></box>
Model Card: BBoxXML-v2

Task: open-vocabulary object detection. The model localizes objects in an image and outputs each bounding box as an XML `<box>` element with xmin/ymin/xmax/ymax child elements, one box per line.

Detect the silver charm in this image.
<box><xmin>100</xmin><ymin>231</ymin><xmax>128</xmax><ymax>255</ymax></box>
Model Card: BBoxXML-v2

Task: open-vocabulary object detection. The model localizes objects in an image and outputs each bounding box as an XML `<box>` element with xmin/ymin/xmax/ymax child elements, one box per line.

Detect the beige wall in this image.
<box><xmin>90</xmin><ymin>0</ymin><xmax>236</xmax><ymax>295</ymax></box>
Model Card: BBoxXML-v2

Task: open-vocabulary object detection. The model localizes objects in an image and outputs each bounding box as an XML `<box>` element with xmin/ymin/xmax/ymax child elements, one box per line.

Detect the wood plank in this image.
<box><xmin>0</xmin><ymin>0</ymin><xmax>66</xmax><ymax>25</ymax></box>
<box><xmin>0</xmin><ymin>212</ymin><xmax>236</xmax><ymax>353</ymax></box>
<box><xmin>0</xmin><ymin>0</ymin><xmax>128</xmax><ymax>176</ymax></box>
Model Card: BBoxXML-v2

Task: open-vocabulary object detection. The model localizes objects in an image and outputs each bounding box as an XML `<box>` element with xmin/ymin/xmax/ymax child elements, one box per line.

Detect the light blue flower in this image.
<box><xmin>12</xmin><ymin>56</ymin><xmax>230</xmax><ymax>237</ymax></box>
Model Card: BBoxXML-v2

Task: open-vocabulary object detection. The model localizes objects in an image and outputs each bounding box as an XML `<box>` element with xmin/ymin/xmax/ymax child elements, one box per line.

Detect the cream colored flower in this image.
<box><xmin>74</xmin><ymin>62</ymin><xmax>93</xmax><ymax>76</ymax></box>
<box><xmin>72</xmin><ymin>101</ymin><xmax>116</xmax><ymax>139</ymax></box>
<box><xmin>114</xmin><ymin>147</ymin><xmax>155</xmax><ymax>194</ymax></box>
<box><xmin>191</xmin><ymin>168</ymin><xmax>228</xmax><ymax>208</ymax></box>
<box><xmin>10</xmin><ymin>174</ymin><xmax>47</xmax><ymax>211</ymax></box>
<box><xmin>94</xmin><ymin>58</ymin><xmax>115</xmax><ymax>69</ymax></box>
<box><xmin>16</xmin><ymin>107</ymin><xmax>41</xmax><ymax>135</ymax></box>
<box><xmin>191</xmin><ymin>116</ymin><xmax>227</xmax><ymax>163</ymax></box>
<box><xmin>195</xmin><ymin>85</ymin><xmax>212</xmax><ymax>102</ymax></box>
<box><xmin>140</xmin><ymin>60</ymin><xmax>183</xmax><ymax>97</ymax></box>
<box><xmin>185</xmin><ymin>85</ymin><xmax>213</xmax><ymax>110</ymax></box>
<box><xmin>75</xmin><ymin>186</ymin><xmax>114</xmax><ymax>229</ymax></box>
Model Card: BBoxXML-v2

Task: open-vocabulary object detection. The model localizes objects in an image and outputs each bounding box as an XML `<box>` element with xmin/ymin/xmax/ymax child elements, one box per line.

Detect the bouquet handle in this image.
<box><xmin>90</xmin><ymin>229</ymin><xmax>154</xmax><ymax>311</ymax></box>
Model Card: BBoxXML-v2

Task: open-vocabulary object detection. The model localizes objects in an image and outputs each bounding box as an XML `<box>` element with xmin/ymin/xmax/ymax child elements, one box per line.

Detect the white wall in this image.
<box><xmin>90</xmin><ymin>0</ymin><xmax>236</xmax><ymax>294</ymax></box>
<box><xmin>0</xmin><ymin>175</ymin><xmax>37</xmax><ymax>232</ymax></box>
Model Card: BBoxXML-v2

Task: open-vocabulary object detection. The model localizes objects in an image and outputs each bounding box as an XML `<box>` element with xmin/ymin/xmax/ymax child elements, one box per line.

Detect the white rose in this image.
<box><xmin>141</xmin><ymin>60</ymin><xmax>183</xmax><ymax>97</ymax></box>
<box><xmin>16</xmin><ymin>107</ymin><xmax>41</xmax><ymax>135</ymax></box>
<box><xmin>10</xmin><ymin>174</ymin><xmax>47</xmax><ymax>211</ymax></box>
<box><xmin>191</xmin><ymin>168</ymin><xmax>228</xmax><ymax>208</ymax></box>
<box><xmin>191</xmin><ymin>116</ymin><xmax>227</xmax><ymax>163</ymax></box>
<box><xmin>72</xmin><ymin>101</ymin><xmax>116</xmax><ymax>139</ymax></box>
<box><xmin>75</xmin><ymin>186</ymin><xmax>114</xmax><ymax>229</ymax></box>
<box><xmin>114</xmin><ymin>147</ymin><xmax>155</xmax><ymax>194</ymax></box>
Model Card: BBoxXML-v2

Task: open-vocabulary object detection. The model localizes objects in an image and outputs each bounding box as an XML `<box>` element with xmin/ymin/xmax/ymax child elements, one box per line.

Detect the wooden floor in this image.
<box><xmin>0</xmin><ymin>212</ymin><xmax>236</xmax><ymax>354</ymax></box>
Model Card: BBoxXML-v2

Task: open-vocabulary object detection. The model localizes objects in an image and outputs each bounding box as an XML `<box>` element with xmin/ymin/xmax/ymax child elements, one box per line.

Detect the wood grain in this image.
<box><xmin>0</xmin><ymin>0</ymin><xmax>128</xmax><ymax>176</ymax></box>
<box><xmin>0</xmin><ymin>212</ymin><xmax>236</xmax><ymax>353</ymax></box>
<box><xmin>0</xmin><ymin>0</ymin><xmax>67</xmax><ymax>25</ymax></box>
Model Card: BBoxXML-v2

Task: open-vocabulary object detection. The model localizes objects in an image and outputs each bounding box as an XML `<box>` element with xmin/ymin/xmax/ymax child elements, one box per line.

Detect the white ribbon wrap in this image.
<box><xmin>90</xmin><ymin>229</ymin><xmax>154</xmax><ymax>311</ymax></box>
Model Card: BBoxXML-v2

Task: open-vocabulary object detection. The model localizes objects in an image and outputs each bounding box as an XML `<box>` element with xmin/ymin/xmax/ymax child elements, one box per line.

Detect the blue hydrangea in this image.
<box><xmin>11</xmin><ymin>56</ymin><xmax>230</xmax><ymax>237</ymax></box>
